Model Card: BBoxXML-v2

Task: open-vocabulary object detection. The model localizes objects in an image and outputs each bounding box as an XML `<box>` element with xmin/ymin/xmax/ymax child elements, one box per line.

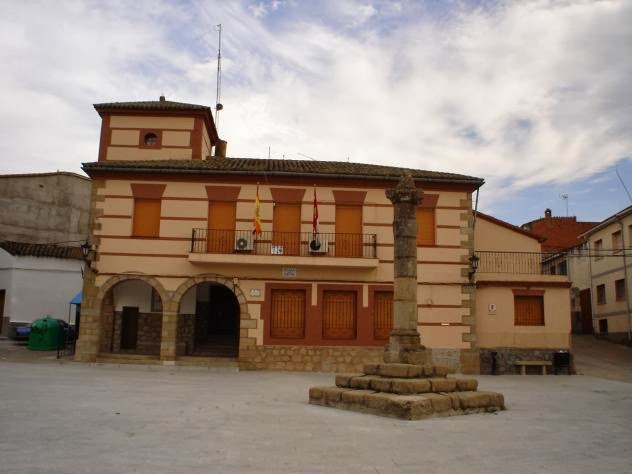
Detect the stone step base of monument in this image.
<box><xmin>309</xmin><ymin>363</ymin><xmax>505</xmax><ymax>420</ymax></box>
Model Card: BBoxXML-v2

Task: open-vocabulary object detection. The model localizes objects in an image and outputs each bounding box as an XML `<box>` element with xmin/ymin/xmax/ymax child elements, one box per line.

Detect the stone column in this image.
<box><xmin>384</xmin><ymin>173</ymin><xmax>426</xmax><ymax>363</ymax></box>
<box><xmin>160</xmin><ymin>310</ymin><xmax>178</xmax><ymax>363</ymax></box>
<box><xmin>74</xmin><ymin>268</ymin><xmax>100</xmax><ymax>362</ymax></box>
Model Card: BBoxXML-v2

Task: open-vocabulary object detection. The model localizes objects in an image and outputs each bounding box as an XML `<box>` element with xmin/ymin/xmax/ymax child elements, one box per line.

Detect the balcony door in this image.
<box><xmin>273</xmin><ymin>203</ymin><xmax>301</xmax><ymax>256</ymax></box>
<box><xmin>335</xmin><ymin>205</ymin><xmax>362</xmax><ymax>257</ymax></box>
<box><xmin>207</xmin><ymin>201</ymin><xmax>236</xmax><ymax>253</ymax></box>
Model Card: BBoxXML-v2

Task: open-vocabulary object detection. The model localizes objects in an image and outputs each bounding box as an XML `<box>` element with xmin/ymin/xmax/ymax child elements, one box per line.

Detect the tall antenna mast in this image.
<box><xmin>215</xmin><ymin>24</ymin><xmax>223</xmax><ymax>131</ymax></box>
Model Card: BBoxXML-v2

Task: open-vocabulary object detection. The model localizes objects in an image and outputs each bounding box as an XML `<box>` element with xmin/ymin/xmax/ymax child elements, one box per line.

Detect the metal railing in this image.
<box><xmin>475</xmin><ymin>251</ymin><xmax>566</xmax><ymax>275</ymax></box>
<box><xmin>191</xmin><ymin>228</ymin><xmax>377</xmax><ymax>258</ymax></box>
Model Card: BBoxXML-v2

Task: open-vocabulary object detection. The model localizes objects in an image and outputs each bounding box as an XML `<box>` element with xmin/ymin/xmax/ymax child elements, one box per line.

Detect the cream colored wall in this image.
<box><xmin>106</xmin><ymin>147</ymin><xmax>193</xmax><ymax>160</ymax></box>
<box><xmin>588</xmin><ymin>214</ymin><xmax>632</xmax><ymax>335</ymax></box>
<box><xmin>476</xmin><ymin>286</ymin><xmax>570</xmax><ymax>348</ymax></box>
<box><xmin>93</xmin><ymin>178</ymin><xmax>474</xmax><ymax>349</ymax></box>
<box><xmin>202</xmin><ymin>126</ymin><xmax>212</xmax><ymax>158</ymax></box>
<box><xmin>162</xmin><ymin>131</ymin><xmax>191</xmax><ymax>147</ymax></box>
<box><xmin>110</xmin><ymin>130</ymin><xmax>139</xmax><ymax>146</ymax></box>
<box><xmin>110</xmin><ymin>116</ymin><xmax>194</xmax><ymax>129</ymax></box>
<box><xmin>112</xmin><ymin>279</ymin><xmax>154</xmax><ymax>312</ymax></box>
<box><xmin>475</xmin><ymin>217</ymin><xmax>541</xmax><ymax>252</ymax></box>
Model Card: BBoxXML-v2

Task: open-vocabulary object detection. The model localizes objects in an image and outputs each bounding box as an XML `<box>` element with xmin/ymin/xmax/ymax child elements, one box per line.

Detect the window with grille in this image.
<box><xmin>596</xmin><ymin>284</ymin><xmax>606</xmax><ymax>305</ymax></box>
<box><xmin>270</xmin><ymin>289</ymin><xmax>306</xmax><ymax>338</ymax></box>
<box><xmin>514</xmin><ymin>295</ymin><xmax>545</xmax><ymax>326</ymax></box>
<box><xmin>322</xmin><ymin>290</ymin><xmax>357</xmax><ymax>339</ymax></box>
<box><xmin>132</xmin><ymin>198</ymin><xmax>161</xmax><ymax>237</ymax></box>
<box><xmin>615</xmin><ymin>279</ymin><xmax>626</xmax><ymax>301</ymax></box>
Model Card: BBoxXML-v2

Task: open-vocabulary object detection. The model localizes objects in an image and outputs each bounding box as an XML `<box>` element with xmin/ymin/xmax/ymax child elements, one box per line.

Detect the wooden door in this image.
<box><xmin>322</xmin><ymin>291</ymin><xmax>356</xmax><ymax>339</ymax></box>
<box><xmin>579</xmin><ymin>289</ymin><xmax>593</xmax><ymax>334</ymax></box>
<box><xmin>335</xmin><ymin>205</ymin><xmax>362</xmax><ymax>257</ymax></box>
<box><xmin>270</xmin><ymin>289</ymin><xmax>306</xmax><ymax>338</ymax></box>
<box><xmin>120</xmin><ymin>306</ymin><xmax>139</xmax><ymax>350</ymax></box>
<box><xmin>373</xmin><ymin>291</ymin><xmax>393</xmax><ymax>340</ymax></box>
<box><xmin>207</xmin><ymin>201</ymin><xmax>236</xmax><ymax>253</ymax></box>
<box><xmin>273</xmin><ymin>203</ymin><xmax>301</xmax><ymax>256</ymax></box>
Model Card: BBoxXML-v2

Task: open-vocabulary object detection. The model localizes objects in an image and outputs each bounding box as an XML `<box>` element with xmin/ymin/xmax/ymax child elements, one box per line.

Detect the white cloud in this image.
<box><xmin>0</xmin><ymin>0</ymin><xmax>630</xmax><ymax>221</ymax></box>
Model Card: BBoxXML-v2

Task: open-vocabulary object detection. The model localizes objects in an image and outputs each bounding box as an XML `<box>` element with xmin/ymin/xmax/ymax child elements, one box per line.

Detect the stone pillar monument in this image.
<box><xmin>384</xmin><ymin>173</ymin><xmax>426</xmax><ymax>364</ymax></box>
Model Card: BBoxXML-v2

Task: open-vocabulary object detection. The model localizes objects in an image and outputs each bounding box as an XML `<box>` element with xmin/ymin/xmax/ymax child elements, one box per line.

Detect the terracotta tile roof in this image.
<box><xmin>0</xmin><ymin>240</ymin><xmax>83</xmax><ymax>260</ymax></box>
<box><xmin>521</xmin><ymin>216</ymin><xmax>598</xmax><ymax>253</ymax></box>
<box><xmin>83</xmin><ymin>157</ymin><xmax>484</xmax><ymax>185</ymax></box>
<box><xmin>94</xmin><ymin>99</ymin><xmax>211</xmax><ymax>113</ymax></box>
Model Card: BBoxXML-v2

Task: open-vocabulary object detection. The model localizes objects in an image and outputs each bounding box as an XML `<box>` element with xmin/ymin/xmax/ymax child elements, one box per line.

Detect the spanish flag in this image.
<box><xmin>253</xmin><ymin>184</ymin><xmax>262</xmax><ymax>236</ymax></box>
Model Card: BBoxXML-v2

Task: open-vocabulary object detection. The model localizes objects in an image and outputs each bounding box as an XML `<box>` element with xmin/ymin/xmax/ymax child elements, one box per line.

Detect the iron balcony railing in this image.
<box><xmin>475</xmin><ymin>251</ymin><xmax>567</xmax><ymax>275</ymax></box>
<box><xmin>191</xmin><ymin>228</ymin><xmax>378</xmax><ymax>259</ymax></box>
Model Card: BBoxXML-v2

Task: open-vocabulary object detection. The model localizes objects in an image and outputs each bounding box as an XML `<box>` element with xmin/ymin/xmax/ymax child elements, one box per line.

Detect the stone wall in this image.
<box><xmin>176</xmin><ymin>314</ymin><xmax>196</xmax><ymax>355</ymax></box>
<box><xmin>136</xmin><ymin>312</ymin><xmax>162</xmax><ymax>355</ymax></box>
<box><xmin>239</xmin><ymin>346</ymin><xmax>384</xmax><ymax>372</ymax></box>
<box><xmin>480</xmin><ymin>348</ymin><xmax>572</xmax><ymax>375</ymax></box>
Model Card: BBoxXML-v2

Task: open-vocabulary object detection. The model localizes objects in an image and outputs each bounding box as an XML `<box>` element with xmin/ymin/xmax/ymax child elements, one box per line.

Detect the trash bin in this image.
<box><xmin>553</xmin><ymin>351</ymin><xmax>570</xmax><ymax>375</ymax></box>
<box><xmin>27</xmin><ymin>317</ymin><xmax>64</xmax><ymax>351</ymax></box>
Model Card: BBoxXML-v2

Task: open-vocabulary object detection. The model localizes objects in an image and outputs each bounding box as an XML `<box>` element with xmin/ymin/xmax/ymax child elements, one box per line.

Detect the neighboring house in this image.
<box><xmin>580</xmin><ymin>205</ymin><xmax>632</xmax><ymax>344</ymax></box>
<box><xmin>74</xmin><ymin>97</ymin><xmax>487</xmax><ymax>373</ymax></box>
<box><xmin>0</xmin><ymin>172</ymin><xmax>90</xmax><ymax>336</ymax></box>
<box><xmin>521</xmin><ymin>208</ymin><xmax>597</xmax><ymax>254</ymax></box>
<box><xmin>0</xmin><ymin>241</ymin><xmax>84</xmax><ymax>335</ymax></box>
<box><xmin>0</xmin><ymin>172</ymin><xmax>91</xmax><ymax>245</ymax></box>
<box><xmin>473</xmin><ymin>212</ymin><xmax>571</xmax><ymax>373</ymax></box>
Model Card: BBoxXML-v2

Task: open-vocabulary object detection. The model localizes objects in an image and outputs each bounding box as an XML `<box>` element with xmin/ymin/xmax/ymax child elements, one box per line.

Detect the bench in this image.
<box><xmin>514</xmin><ymin>360</ymin><xmax>552</xmax><ymax>375</ymax></box>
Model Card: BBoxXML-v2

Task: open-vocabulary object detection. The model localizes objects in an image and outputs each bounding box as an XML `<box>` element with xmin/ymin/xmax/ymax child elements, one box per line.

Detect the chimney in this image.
<box><xmin>544</xmin><ymin>208</ymin><xmax>552</xmax><ymax>218</ymax></box>
<box><xmin>214</xmin><ymin>139</ymin><xmax>228</xmax><ymax>158</ymax></box>
<box><xmin>159</xmin><ymin>95</ymin><xmax>166</xmax><ymax>102</ymax></box>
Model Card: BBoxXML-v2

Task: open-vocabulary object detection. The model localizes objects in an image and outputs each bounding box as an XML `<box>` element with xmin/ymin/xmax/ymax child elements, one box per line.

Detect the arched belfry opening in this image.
<box><xmin>177</xmin><ymin>282</ymin><xmax>239</xmax><ymax>357</ymax></box>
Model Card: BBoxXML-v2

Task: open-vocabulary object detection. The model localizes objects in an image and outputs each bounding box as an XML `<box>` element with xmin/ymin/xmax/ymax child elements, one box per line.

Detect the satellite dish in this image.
<box><xmin>216</xmin><ymin>103</ymin><xmax>223</xmax><ymax>111</ymax></box>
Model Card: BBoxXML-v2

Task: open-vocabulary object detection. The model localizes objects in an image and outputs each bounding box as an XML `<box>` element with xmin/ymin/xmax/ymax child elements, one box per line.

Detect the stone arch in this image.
<box><xmin>95</xmin><ymin>274</ymin><xmax>170</xmax><ymax>311</ymax></box>
<box><xmin>173</xmin><ymin>274</ymin><xmax>253</xmax><ymax>357</ymax></box>
<box><xmin>172</xmin><ymin>274</ymin><xmax>248</xmax><ymax>315</ymax></box>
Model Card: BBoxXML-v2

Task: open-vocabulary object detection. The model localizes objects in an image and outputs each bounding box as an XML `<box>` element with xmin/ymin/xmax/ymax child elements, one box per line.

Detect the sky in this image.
<box><xmin>0</xmin><ymin>0</ymin><xmax>630</xmax><ymax>226</ymax></box>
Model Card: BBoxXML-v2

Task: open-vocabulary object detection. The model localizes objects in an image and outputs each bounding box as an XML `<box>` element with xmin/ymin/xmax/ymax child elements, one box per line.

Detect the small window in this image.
<box><xmin>615</xmin><ymin>279</ymin><xmax>626</xmax><ymax>301</ymax></box>
<box><xmin>596</xmin><ymin>284</ymin><xmax>606</xmax><ymax>305</ymax></box>
<box><xmin>514</xmin><ymin>295</ymin><xmax>544</xmax><ymax>326</ymax></box>
<box><xmin>612</xmin><ymin>231</ymin><xmax>622</xmax><ymax>252</ymax></box>
<box><xmin>144</xmin><ymin>132</ymin><xmax>158</xmax><ymax>146</ymax></box>
<box><xmin>558</xmin><ymin>261</ymin><xmax>567</xmax><ymax>276</ymax></box>
<box><xmin>594</xmin><ymin>239</ymin><xmax>603</xmax><ymax>260</ymax></box>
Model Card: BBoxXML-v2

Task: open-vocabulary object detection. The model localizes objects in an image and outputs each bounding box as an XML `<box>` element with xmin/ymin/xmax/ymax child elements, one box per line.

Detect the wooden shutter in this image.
<box><xmin>373</xmin><ymin>291</ymin><xmax>393</xmax><ymax>340</ymax></box>
<box><xmin>322</xmin><ymin>290</ymin><xmax>357</xmax><ymax>339</ymax></box>
<box><xmin>273</xmin><ymin>203</ymin><xmax>301</xmax><ymax>256</ymax></box>
<box><xmin>270</xmin><ymin>289</ymin><xmax>306</xmax><ymax>338</ymax></box>
<box><xmin>514</xmin><ymin>295</ymin><xmax>544</xmax><ymax>326</ymax></box>
<box><xmin>132</xmin><ymin>198</ymin><xmax>161</xmax><ymax>237</ymax></box>
<box><xmin>416</xmin><ymin>207</ymin><xmax>435</xmax><ymax>246</ymax></box>
<box><xmin>207</xmin><ymin>201</ymin><xmax>236</xmax><ymax>253</ymax></box>
<box><xmin>335</xmin><ymin>205</ymin><xmax>363</xmax><ymax>257</ymax></box>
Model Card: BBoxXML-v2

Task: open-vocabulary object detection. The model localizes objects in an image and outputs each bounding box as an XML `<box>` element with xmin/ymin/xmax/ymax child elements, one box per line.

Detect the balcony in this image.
<box><xmin>189</xmin><ymin>228</ymin><xmax>379</xmax><ymax>268</ymax></box>
<box><xmin>476</xmin><ymin>251</ymin><xmax>567</xmax><ymax>275</ymax></box>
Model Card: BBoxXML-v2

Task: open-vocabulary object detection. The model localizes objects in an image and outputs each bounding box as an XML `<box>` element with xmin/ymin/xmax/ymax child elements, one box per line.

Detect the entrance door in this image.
<box><xmin>120</xmin><ymin>306</ymin><xmax>139</xmax><ymax>350</ymax></box>
<box><xmin>273</xmin><ymin>203</ymin><xmax>301</xmax><ymax>256</ymax></box>
<box><xmin>335</xmin><ymin>205</ymin><xmax>363</xmax><ymax>257</ymax></box>
<box><xmin>579</xmin><ymin>289</ymin><xmax>593</xmax><ymax>334</ymax></box>
<box><xmin>207</xmin><ymin>201</ymin><xmax>236</xmax><ymax>253</ymax></box>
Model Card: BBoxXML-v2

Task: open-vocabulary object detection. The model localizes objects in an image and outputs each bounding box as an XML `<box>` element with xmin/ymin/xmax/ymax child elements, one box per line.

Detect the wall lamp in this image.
<box><xmin>468</xmin><ymin>253</ymin><xmax>480</xmax><ymax>282</ymax></box>
<box><xmin>80</xmin><ymin>241</ymin><xmax>96</xmax><ymax>275</ymax></box>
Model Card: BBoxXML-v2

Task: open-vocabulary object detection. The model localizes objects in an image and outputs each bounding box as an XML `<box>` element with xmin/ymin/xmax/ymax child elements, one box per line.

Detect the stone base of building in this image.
<box><xmin>309</xmin><ymin>363</ymin><xmax>505</xmax><ymax>420</ymax></box>
<box><xmin>479</xmin><ymin>348</ymin><xmax>572</xmax><ymax>375</ymax></box>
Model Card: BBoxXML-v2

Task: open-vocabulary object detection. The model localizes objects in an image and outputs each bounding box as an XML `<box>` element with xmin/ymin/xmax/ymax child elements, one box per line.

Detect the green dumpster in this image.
<box><xmin>28</xmin><ymin>317</ymin><xmax>64</xmax><ymax>351</ymax></box>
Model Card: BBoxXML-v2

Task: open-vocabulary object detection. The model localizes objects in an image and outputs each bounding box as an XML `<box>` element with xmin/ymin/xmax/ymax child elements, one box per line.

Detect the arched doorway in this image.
<box><xmin>98</xmin><ymin>278</ymin><xmax>164</xmax><ymax>355</ymax></box>
<box><xmin>177</xmin><ymin>282</ymin><xmax>240</xmax><ymax>358</ymax></box>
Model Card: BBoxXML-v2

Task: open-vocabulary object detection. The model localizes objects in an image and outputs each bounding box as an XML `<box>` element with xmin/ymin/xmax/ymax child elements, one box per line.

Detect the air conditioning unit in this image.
<box><xmin>309</xmin><ymin>238</ymin><xmax>328</xmax><ymax>254</ymax></box>
<box><xmin>234</xmin><ymin>234</ymin><xmax>254</xmax><ymax>252</ymax></box>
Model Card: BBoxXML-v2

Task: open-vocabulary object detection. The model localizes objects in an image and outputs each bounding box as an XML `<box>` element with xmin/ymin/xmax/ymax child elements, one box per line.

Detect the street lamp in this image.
<box><xmin>468</xmin><ymin>253</ymin><xmax>480</xmax><ymax>281</ymax></box>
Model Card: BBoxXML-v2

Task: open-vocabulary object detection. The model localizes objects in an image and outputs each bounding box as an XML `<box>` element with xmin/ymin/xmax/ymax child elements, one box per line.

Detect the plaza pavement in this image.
<box><xmin>0</xmin><ymin>355</ymin><xmax>631</xmax><ymax>474</ymax></box>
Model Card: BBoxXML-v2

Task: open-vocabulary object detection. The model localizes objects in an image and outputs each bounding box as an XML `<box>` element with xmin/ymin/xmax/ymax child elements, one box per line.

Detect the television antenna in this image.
<box><xmin>214</xmin><ymin>24</ymin><xmax>223</xmax><ymax>131</ymax></box>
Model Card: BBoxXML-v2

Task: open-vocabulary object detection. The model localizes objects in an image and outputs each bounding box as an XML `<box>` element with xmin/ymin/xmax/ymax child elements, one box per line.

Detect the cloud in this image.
<box><xmin>0</xmin><ymin>0</ymin><xmax>630</xmax><ymax>223</ymax></box>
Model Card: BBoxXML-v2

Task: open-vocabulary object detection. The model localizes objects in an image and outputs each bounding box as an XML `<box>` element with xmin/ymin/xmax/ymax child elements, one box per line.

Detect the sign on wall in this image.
<box><xmin>282</xmin><ymin>267</ymin><xmax>297</xmax><ymax>278</ymax></box>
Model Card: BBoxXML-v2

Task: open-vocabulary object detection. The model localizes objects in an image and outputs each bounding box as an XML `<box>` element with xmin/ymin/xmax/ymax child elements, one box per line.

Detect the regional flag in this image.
<box><xmin>253</xmin><ymin>185</ymin><xmax>262</xmax><ymax>236</ymax></box>
<box><xmin>312</xmin><ymin>186</ymin><xmax>319</xmax><ymax>239</ymax></box>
